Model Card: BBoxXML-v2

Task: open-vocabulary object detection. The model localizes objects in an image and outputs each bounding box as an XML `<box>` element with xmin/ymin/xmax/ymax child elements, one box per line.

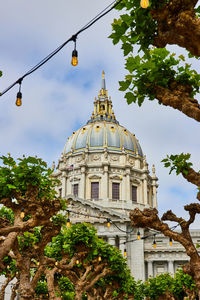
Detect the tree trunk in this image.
<box><xmin>18</xmin><ymin>256</ymin><xmax>34</xmax><ymax>299</ymax></box>
<box><xmin>74</xmin><ymin>290</ymin><xmax>83</xmax><ymax>300</ymax></box>
<box><xmin>45</xmin><ymin>268</ymin><xmax>60</xmax><ymax>300</ymax></box>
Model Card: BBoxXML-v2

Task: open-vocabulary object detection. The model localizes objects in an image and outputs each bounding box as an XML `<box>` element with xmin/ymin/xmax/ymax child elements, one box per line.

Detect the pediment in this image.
<box><xmin>109</xmin><ymin>175</ymin><xmax>122</xmax><ymax>181</ymax></box>
<box><xmin>88</xmin><ymin>175</ymin><xmax>102</xmax><ymax>180</ymax></box>
<box><xmin>69</xmin><ymin>177</ymin><xmax>81</xmax><ymax>182</ymax></box>
<box><xmin>65</xmin><ymin>195</ymin><xmax>129</xmax><ymax>224</ymax></box>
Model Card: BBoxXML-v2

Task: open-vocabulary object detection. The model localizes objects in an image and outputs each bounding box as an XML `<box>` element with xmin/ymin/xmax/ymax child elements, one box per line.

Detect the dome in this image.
<box><xmin>64</xmin><ymin>122</ymin><xmax>143</xmax><ymax>156</ymax></box>
<box><xmin>63</xmin><ymin>71</ymin><xmax>143</xmax><ymax>157</ymax></box>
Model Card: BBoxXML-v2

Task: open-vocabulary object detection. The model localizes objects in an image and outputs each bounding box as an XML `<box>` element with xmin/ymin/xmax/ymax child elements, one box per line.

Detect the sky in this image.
<box><xmin>0</xmin><ymin>0</ymin><xmax>199</xmax><ymax>228</ymax></box>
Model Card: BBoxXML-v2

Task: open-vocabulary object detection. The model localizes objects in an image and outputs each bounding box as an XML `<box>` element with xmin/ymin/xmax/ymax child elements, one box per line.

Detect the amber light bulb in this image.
<box><xmin>140</xmin><ymin>0</ymin><xmax>149</xmax><ymax>8</ymax></box>
<box><xmin>124</xmin><ymin>249</ymin><xmax>127</xmax><ymax>257</ymax></box>
<box><xmin>169</xmin><ymin>237</ymin><xmax>173</xmax><ymax>246</ymax></box>
<box><xmin>71</xmin><ymin>49</ymin><xmax>78</xmax><ymax>66</ymax></box>
<box><xmin>153</xmin><ymin>240</ymin><xmax>157</xmax><ymax>249</ymax></box>
<box><xmin>98</xmin><ymin>256</ymin><xmax>102</xmax><ymax>262</ymax></box>
<box><xmin>20</xmin><ymin>209</ymin><xmax>25</xmax><ymax>219</ymax></box>
<box><xmin>137</xmin><ymin>230</ymin><xmax>141</xmax><ymax>240</ymax></box>
<box><xmin>66</xmin><ymin>218</ymin><xmax>71</xmax><ymax>228</ymax></box>
<box><xmin>107</xmin><ymin>218</ymin><xmax>111</xmax><ymax>228</ymax></box>
<box><xmin>16</xmin><ymin>91</ymin><xmax>22</xmax><ymax>107</ymax></box>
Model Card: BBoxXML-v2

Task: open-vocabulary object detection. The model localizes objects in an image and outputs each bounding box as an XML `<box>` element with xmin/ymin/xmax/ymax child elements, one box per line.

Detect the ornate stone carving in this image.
<box><xmin>111</xmin><ymin>155</ymin><xmax>119</xmax><ymax>162</ymax></box>
<box><xmin>129</xmin><ymin>158</ymin><xmax>135</xmax><ymax>165</ymax></box>
<box><xmin>76</xmin><ymin>156</ymin><xmax>82</xmax><ymax>163</ymax></box>
<box><xmin>92</xmin><ymin>154</ymin><xmax>101</xmax><ymax>161</ymax></box>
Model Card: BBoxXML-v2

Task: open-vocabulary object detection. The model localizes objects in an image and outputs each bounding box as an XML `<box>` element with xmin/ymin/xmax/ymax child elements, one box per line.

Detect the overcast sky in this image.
<box><xmin>0</xmin><ymin>0</ymin><xmax>199</xmax><ymax>228</ymax></box>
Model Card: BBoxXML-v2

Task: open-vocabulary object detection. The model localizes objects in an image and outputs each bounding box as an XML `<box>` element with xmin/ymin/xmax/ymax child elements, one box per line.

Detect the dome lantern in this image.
<box><xmin>88</xmin><ymin>71</ymin><xmax>118</xmax><ymax>124</ymax></box>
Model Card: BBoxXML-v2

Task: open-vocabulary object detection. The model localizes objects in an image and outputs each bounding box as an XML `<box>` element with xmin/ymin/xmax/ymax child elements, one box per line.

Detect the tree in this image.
<box><xmin>36</xmin><ymin>223</ymin><xmax>135</xmax><ymax>300</ymax></box>
<box><xmin>110</xmin><ymin>0</ymin><xmax>200</xmax><ymax>122</ymax></box>
<box><xmin>110</xmin><ymin>0</ymin><xmax>200</xmax><ymax>293</ymax></box>
<box><xmin>133</xmin><ymin>269</ymin><xmax>197</xmax><ymax>300</ymax></box>
<box><xmin>0</xmin><ymin>154</ymin><xmax>65</xmax><ymax>299</ymax></box>
<box><xmin>0</xmin><ymin>155</ymin><xmax>135</xmax><ymax>299</ymax></box>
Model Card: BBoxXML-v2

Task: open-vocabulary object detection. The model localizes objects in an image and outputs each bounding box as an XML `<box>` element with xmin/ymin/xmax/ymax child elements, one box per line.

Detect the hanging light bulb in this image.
<box><xmin>16</xmin><ymin>80</ymin><xmax>23</xmax><ymax>107</ymax></box>
<box><xmin>66</xmin><ymin>218</ymin><xmax>71</xmax><ymax>228</ymax></box>
<box><xmin>124</xmin><ymin>249</ymin><xmax>127</xmax><ymax>257</ymax></box>
<box><xmin>16</xmin><ymin>91</ymin><xmax>22</xmax><ymax>106</ymax></box>
<box><xmin>140</xmin><ymin>0</ymin><xmax>149</xmax><ymax>8</ymax></box>
<box><xmin>169</xmin><ymin>237</ymin><xmax>173</xmax><ymax>246</ymax></box>
<box><xmin>137</xmin><ymin>230</ymin><xmax>141</xmax><ymax>240</ymax></box>
<box><xmin>107</xmin><ymin>218</ymin><xmax>111</xmax><ymax>228</ymax></box>
<box><xmin>98</xmin><ymin>256</ymin><xmax>102</xmax><ymax>262</ymax></box>
<box><xmin>76</xmin><ymin>259</ymin><xmax>79</xmax><ymax>265</ymax></box>
<box><xmin>153</xmin><ymin>236</ymin><xmax>157</xmax><ymax>249</ymax></box>
<box><xmin>71</xmin><ymin>38</ymin><xmax>78</xmax><ymax>66</ymax></box>
<box><xmin>20</xmin><ymin>208</ymin><xmax>25</xmax><ymax>219</ymax></box>
<box><xmin>66</xmin><ymin>210</ymin><xmax>71</xmax><ymax>228</ymax></box>
<box><xmin>71</xmin><ymin>49</ymin><xmax>78</xmax><ymax>66</ymax></box>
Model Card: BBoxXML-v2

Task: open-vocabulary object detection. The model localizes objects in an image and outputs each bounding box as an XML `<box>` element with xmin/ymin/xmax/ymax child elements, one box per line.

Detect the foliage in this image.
<box><xmin>18</xmin><ymin>227</ymin><xmax>42</xmax><ymax>250</ymax></box>
<box><xmin>0</xmin><ymin>206</ymin><xmax>14</xmax><ymax>224</ymax></box>
<box><xmin>162</xmin><ymin>153</ymin><xmax>193</xmax><ymax>175</ymax></box>
<box><xmin>118</xmin><ymin>49</ymin><xmax>200</xmax><ymax>106</ymax></box>
<box><xmin>0</xmin><ymin>154</ymin><xmax>59</xmax><ymax>200</ymax></box>
<box><xmin>132</xmin><ymin>270</ymin><xmax>197</xmax><ymax>300</ymax></box>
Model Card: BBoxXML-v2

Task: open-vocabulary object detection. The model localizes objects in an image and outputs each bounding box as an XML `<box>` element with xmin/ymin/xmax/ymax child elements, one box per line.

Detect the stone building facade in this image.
<box><xmin>53</xmin><ymin>72</ymin><xmax>199</xmax><ymax>281</ymax></box>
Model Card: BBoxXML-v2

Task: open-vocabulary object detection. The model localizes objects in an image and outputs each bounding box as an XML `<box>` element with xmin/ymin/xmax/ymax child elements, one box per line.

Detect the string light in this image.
<box><xmin>20</xmin><ymin>208</ymin><xmax>25</xmax><ymax>219</ymax></box>
<box><xmin>0</xmin><ymin>0</ymin><xmax>123</xmax><ymax>98</ymax></box>
<box><xmin>71</xmin><ymin>37</ymin><xmax>78</xmax><ymax>67</ymax></box>
<box><xmin>124</xmin><ymin>249</ymin><xmax>127</xmax><ymax>257</ymax></box>
<box><xmin>169</xmin><ymin>237</ymin><xmax>173</xmax><ymax>246</ymax></box>
<box><xmin>140</xmin><ymin>0</ymin><xmax>149</xmax><ymax>8</ymax></box>
<box><xmin>153</xmin><ymin>235</ymin><xmax>156</xmax><ymax>249</ymax></box>
<box><xmin>107</xmin><ymin>218</ymin><xmax>111</xmax><ymax>228</ymax></box>
<box><xmin>137</xmin><ymin>230</ymin><xmax>141</xmax><ymax>240</ymax></box>
<box><xmin>98</xmin><ymin>256</ymin><xmax>102</xmax><ymax>262</ymax></box>
<box><xmin>76</xmin><ymin>259</ymin><xmax>79</xmax><ymax>265</ymax></box>
<box><xmin>66</xmin><ymin>210</ymin><xmax>71</xmax><ymax>228</ymax></box>
<box><xmin>15</xmin><ymin>82</ymin><xmax>22</xmax><ymax>107</ymax></box>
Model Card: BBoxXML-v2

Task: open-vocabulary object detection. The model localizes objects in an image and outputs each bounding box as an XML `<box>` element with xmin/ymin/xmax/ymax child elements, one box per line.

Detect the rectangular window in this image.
<box><xmin>73</xmin><ymin>184</ymin><xmax>78</xmax><ymax>197</ymax></box>
<box><xmin>112</xmin><ymin>183</ymin><xmax>119</xmax><ymax>200</ymax></box>
<box><xmin>132</xmin><ymin>186</ymin><xmax>137</xmax><ymax>202</ymax></box>
<box><xmin>91</xmin><ymin>182</ymin><xmax>99</xmax><ymax>199</ymax></box>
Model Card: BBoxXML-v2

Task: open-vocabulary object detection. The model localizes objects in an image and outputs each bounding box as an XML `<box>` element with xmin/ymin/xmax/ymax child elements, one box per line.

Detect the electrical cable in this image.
<box><xmin>0</xmin><ymin>0</ymin><xmax>123</xmax><ymax>97</ymax></box>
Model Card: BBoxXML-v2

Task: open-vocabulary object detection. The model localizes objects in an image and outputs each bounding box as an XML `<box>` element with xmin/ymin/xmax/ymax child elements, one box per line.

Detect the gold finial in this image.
<box><xmin>102</xmin><ymin>70</ymin><xmax>105</xmax><ymax>79</ymax></box>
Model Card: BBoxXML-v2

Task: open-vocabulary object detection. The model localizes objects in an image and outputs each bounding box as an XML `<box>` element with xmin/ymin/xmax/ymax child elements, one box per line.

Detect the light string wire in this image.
<box><xmin>0</xmin><ymin>0</ymin><xmax>123</xmax><ymax>97</ymax></box>
<box><xmin>66</xmin><ymin>209</ymin><xmax>180</xmax><ymax>241</ymax></box>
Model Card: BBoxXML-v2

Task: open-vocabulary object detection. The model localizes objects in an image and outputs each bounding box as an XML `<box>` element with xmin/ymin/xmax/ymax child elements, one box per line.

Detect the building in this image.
<box><xmin>53</xmin><ymin>72</ymin><xmax>198</xmax><ymax>281</ymax></box>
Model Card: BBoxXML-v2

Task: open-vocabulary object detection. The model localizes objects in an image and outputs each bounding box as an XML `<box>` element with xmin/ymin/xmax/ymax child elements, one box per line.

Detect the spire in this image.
<box><xmin>87</xmin><ymin>71</ymin><xmax>119</xmax><ymax>124</ymax></box>
<box><xmin>99</xmin><ymin>70</ymin><xmax>107</xmax><ymax>97</ymax></box>
<box><xmin>101</xmin><ymin>70</ymin><xmax>106</xmax><ymax>90</ymax></box>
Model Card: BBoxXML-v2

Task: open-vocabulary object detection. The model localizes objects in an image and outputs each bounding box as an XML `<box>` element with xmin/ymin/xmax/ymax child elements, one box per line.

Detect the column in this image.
<box><xmin>108</xmin><ymin>237</ymin><xmax>115</xmax><ymax>246</ymax></box>
<box><xmin>148</xmin><ymin>261</ymin><xmax>153</xmax><ymax>277</ymax></box>
<box><xmin>168</xmin><ymin>261</ymin><xmax>174</xmax><ymax>275</ymax></box>
<box><xmin>121</xmin><ymin>174</ymin><xmax>126</xmax><ymax>202</ymax></box>
<box><xmin>126</xmin><ymin>169</ymin><xmax>131</xmax><ymax>202</ymax></box>
<box><xmin>61</xmin><ymin>172</ymin><xmax>66</xmax><ymax>197</ymax></box>
<box><xmin>130</xmin><ymin>230</ymin><xmax>145</xmax><ymax>281</ymax></box>
<box><xmin>80</xmin><ymin>166</ymin><xmax>86</xmax><ymax>199</ymax></box>
<box><xmin>152</xmin><ymin>184</ymin><xmax>157</xmax><ymax>208</ymax></box>
<box><xmin>143</xmin><ymin>178</ymin><xmax>148</xmax><ymax>205</ymax></box>
<box><xmin>119</xmin><ymin>236</ymin><xmax>126</xmax><ymax>256</ymax></box>
<box><xmin>102</xmin><ymin>165</ymin><xmax>108</xmax><ymax>199</ymax></box>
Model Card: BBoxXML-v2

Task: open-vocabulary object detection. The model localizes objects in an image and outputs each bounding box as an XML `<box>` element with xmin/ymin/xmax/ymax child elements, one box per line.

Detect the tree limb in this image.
<box><xmin>154</xmin><ymin>82</ymin><xmax>200</xmax><ymax>122</ymax></box>
<box><xmin>151</xmin><ymin>0</ymin><xmax>200</xmax><ymax>56</ymax></box>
